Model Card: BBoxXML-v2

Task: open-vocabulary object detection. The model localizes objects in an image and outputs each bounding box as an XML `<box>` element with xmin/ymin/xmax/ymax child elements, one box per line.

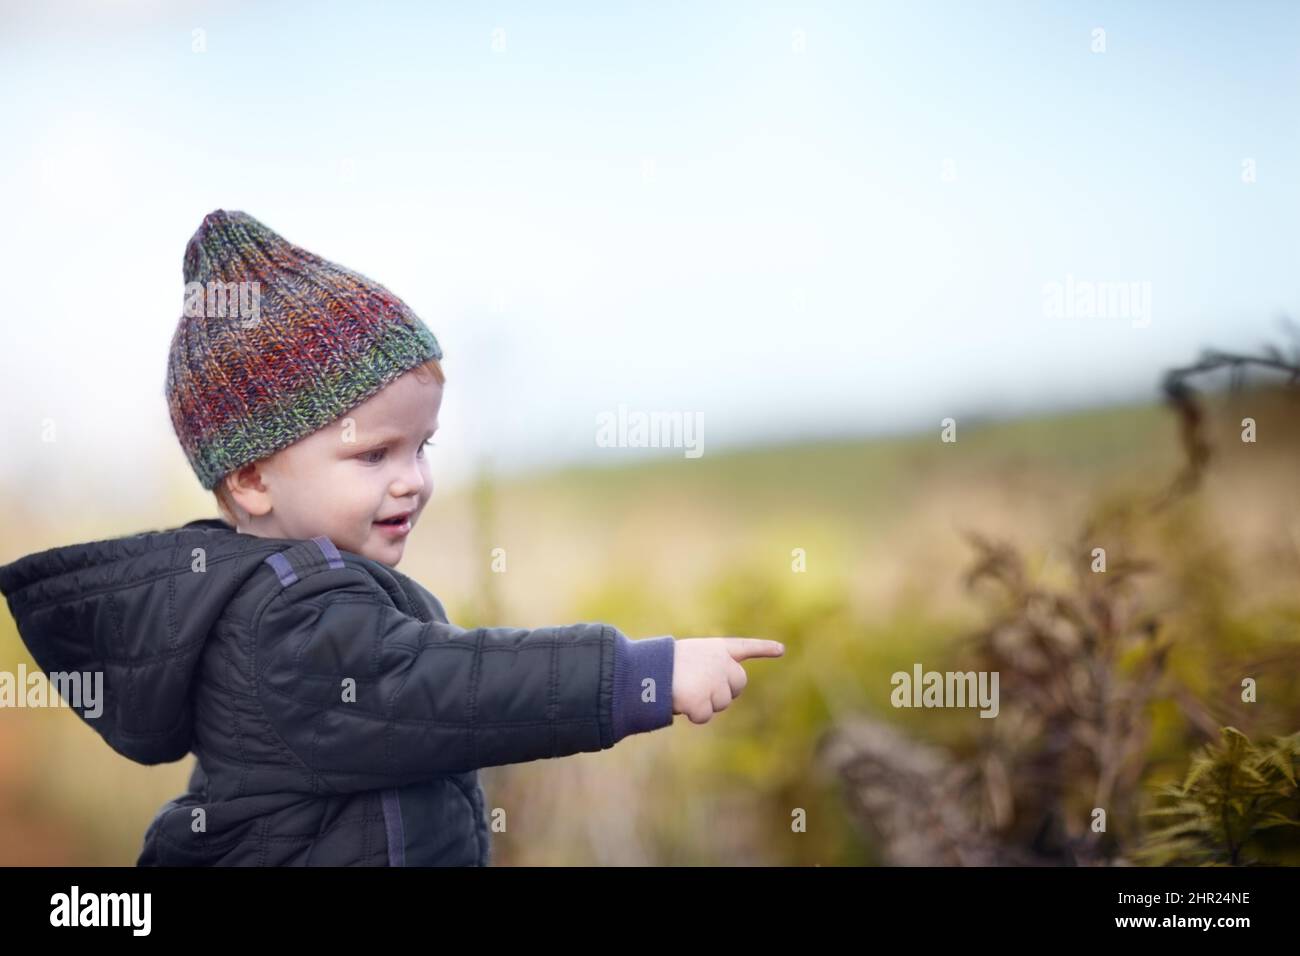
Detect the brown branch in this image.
<box><xmin>1154</xmin><ymin>338</ymin><xmax>1300</xmax><ymax>511</ymax></box>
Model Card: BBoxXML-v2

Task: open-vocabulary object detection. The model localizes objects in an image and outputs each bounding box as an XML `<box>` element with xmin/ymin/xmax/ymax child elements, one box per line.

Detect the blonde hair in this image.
<box><xmin>409</xmin><ymin>356</ymin><xmax>446</xmax><ymax>386</ymax></box>
<box><xmin>212</xmin><ymin>356</ymin><xmax>446</xmax><ymax>526</ymax></box>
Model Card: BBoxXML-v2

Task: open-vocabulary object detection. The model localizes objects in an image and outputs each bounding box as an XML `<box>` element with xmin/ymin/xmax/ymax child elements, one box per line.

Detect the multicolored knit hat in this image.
<box><xmin>165</xmin><ymin>210</ymin><xmax>443</xmax><ymax>490</ymax></box>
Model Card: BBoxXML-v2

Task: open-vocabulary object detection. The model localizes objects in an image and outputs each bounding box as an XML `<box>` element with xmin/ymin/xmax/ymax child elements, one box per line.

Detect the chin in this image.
<box><xmin>369</xmin><ymin>543</ymin><xmax>406</xmax><ymax>568</ymax></box>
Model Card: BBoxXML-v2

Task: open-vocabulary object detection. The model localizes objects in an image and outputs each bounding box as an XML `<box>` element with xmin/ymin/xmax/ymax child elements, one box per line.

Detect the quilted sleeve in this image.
<box><xmin>253</xmin><ymin>571</ymin><xmax>674</xmax><ymax>791</ymax></box>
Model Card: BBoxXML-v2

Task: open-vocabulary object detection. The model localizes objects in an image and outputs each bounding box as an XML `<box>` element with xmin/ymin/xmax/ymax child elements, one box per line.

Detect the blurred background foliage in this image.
<box><xmin>1</xmin><ymin>372</ymin><xmax>1297</xmax><ymax>865</ymax></box>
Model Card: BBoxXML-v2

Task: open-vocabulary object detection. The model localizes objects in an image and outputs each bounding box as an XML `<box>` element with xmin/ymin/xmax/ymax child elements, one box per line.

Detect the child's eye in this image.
<box><xmin>418</xmin><ymin>439</ymin><xmax>436</xmax><ymax>457</ymax></box>
<box><xmin>360</xmin><ymin>448</ymin><xmax>386</xmax><ymax>464</ymax></box>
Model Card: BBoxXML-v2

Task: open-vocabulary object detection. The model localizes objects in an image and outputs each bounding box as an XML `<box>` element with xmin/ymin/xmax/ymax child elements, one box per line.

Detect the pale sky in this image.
<box><xmin>1</xmin><ymin>0</ymin><xmax>1297</xmax><ymax>510</ymax></box>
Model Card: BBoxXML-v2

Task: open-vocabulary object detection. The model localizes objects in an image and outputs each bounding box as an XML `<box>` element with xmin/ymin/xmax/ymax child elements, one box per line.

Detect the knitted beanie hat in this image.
<box><xmin>165</xmin><ymin>210</ymin><xmax>443</xmax><ymax>490</ymax></box>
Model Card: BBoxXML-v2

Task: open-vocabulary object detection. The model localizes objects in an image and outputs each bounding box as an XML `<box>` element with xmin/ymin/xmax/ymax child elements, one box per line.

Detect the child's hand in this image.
<box><xmin>671</xmin><ymin>637</ymin><xmax>785</xmax><ymax>724</ymax></box>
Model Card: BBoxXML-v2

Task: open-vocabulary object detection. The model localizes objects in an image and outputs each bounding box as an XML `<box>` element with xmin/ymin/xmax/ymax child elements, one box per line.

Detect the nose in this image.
<box><xmin>389</xmin><ymin>456</ymin><xmax>428</xmax><ymax>501</ymax></box>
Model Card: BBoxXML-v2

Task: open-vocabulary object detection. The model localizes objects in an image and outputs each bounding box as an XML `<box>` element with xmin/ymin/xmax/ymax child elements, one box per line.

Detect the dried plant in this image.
<box><xmin>821</xmin><ymin>336</ymin><xmax>1300</xmax><ymax>866</ymax></box>
<box><xmin>819</xmin><ymin>719</ymin><xmax>1023</xmax><ymax>865</ymax></box>
<box><xmin>819</xmin><ymin>522</ymin><xmax>1169</xmax><ymax>865</ymax></box>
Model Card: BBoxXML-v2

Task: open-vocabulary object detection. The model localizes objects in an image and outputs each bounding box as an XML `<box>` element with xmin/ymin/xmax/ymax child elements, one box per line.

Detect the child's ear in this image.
<box><xmin>225</xmin><ymin>463</ymin><xmax>272</xmax><ymax>519</ymax></box>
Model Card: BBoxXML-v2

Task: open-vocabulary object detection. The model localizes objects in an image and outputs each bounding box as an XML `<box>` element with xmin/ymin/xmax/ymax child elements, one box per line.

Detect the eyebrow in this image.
<box><xmin>352</xmin><ymin>424</ymin><xmax>438</xmax><ymax>448</ymax></box>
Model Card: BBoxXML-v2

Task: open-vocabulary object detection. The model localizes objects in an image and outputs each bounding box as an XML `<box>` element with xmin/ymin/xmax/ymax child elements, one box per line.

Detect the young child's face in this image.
<box><xmin>229</xmin><ymin>368</ymin><xmax>442</xmax><ymax>566</ymax></box>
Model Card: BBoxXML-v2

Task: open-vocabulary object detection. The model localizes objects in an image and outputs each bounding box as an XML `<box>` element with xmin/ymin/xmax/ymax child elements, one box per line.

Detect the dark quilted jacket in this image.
<box><xmin>0</xmin><ymin>518</ymin><xmax>676</xmax><ymax>866</ymax></box>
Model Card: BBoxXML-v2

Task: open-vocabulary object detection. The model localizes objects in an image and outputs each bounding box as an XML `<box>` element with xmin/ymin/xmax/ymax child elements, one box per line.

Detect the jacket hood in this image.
<box><xmin>0</xmin><ymin>519</ymin><xmax>299</xmax><ymax>765</ymax></box>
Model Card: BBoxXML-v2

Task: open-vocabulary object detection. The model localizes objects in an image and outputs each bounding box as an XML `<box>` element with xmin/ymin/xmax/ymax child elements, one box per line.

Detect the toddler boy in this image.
<box><xmin>0</xmin><ymin>210</ymin><xmax>783</xmax><ymax>865</ymax></box>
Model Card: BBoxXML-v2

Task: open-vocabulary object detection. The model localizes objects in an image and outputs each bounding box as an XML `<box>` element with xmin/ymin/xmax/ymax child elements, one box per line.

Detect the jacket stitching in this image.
<box><xmin>548</xmin><ymin>632</ymin><xmax>558</xmax><ymax>758</ymax></box>
<box><xmin>104</xmin><ymin>590</ymin><xmax>143</xmax><ymax>733</ymax></box>
<box><xmin>214</xmin><ymin>637</ymin><xmax>254</xmax><ymax>799</ymax></box>
<box><xmin>598</xmin><ymin>625</ymin><xmax>611</xmax><ymax>748</ymax></box>
<box><xmin>282</xmin><ymin>576</ymin><xmax>331</xmax><ymax>797</ymax></box>
<box><xmin>149</xmin><ymin>807</ymin><xmax>389</xmax><ymax>857</ymax></box>
<box><xmin>469</xmin><ymin>629</ymin><xmax>481</xmax><ymax>770</ymax></box>
<box><xmin>166</xmin><ymin>541</ymin><xmax>178</xmax><ymax>654</ymax></box>
<box><xmin>33</xmin><ymin>635</ymin><xmax>210</xmax><ymax>668</ymax></box>
<box><xmin>12</xmin><ymin>548</ymin><xmax>284</xmax><ymax>612</ymax></box>
<box><xmin>259</xmin><ymin>682</ymin><xmax>602</xmax><ymax>731</ymax></box>
<box><xmin>383</xmin><ymin>608</ymin><xmax>411</xmax><ymax>783</ymax></box>
<box><xmin>250</xmin><ymin>582</ymin><xmax>349</xmax><ymax>796</ymax></box>
<box><xmin>362</xmin><ymin>791</ymin><xmax>372</xmax><ymax>864</ymax></box>
<box><xmin>448</xmin><ymin>774</ymin><xmax>487</xmax><ymax>864</ymax></box>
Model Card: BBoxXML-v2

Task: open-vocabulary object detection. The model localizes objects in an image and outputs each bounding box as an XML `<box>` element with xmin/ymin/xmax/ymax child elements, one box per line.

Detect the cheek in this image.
<box><xmin>317</xmin><ymin>464</ymin><xmax>370</xmax><ymax>521</ymax></box>
<box><xmin>362</xmin><ymin>469</ymin><xmax>395</xmax><ymax>513</ymax></box>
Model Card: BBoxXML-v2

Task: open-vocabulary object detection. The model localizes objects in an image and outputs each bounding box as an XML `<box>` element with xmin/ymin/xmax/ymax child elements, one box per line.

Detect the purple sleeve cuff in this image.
<box><xmin>610</xmin><ymin>630</ymin><xmax>675</xmax><ymax>742</ymax></box>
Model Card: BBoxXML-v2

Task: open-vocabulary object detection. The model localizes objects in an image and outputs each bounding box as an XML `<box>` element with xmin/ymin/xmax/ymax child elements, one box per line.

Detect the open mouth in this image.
<box><xmin>374</xmin><ymin>512</ymin><xmax>414</xmax><ymax>536</ymax></box>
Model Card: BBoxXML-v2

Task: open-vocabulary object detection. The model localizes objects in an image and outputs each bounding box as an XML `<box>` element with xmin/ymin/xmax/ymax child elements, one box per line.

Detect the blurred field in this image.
<box><xmin>2</xmin><ymin>388</ymin><xmax>1298</xmax><ymax>865</ymax></box>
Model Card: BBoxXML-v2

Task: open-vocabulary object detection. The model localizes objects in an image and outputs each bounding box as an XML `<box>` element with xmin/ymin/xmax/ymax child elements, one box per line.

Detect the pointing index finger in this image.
<box><xmin>724</xmin><ymin>638</ymin><xmax>786</xmax><ymax>661</ymax></box>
